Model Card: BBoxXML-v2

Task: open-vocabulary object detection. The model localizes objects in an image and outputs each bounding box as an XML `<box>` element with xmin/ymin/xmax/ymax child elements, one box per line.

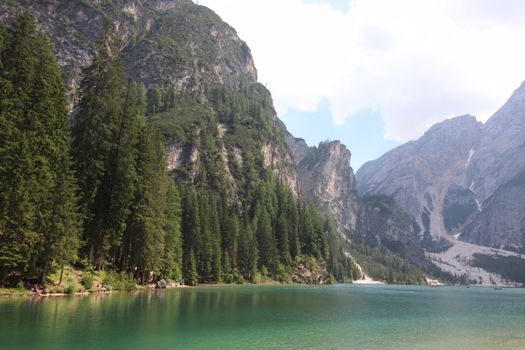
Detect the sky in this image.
<box><xmin>198</xmin><ymin>0</ymin><xmax>525</xmax><ymax>170</ymax></box>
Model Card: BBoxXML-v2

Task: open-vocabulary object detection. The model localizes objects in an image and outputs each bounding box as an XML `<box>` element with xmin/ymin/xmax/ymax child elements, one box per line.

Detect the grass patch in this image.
<box><xmin>46</xmin><ymin>266</ymin><xmax>85</xmax><ymax>293</ymax></box>
<box><xmin>0</xmin><ymin>288</ymin><xmax>31</xmax><ymax>297</ymax></box>
<box><xmin>100</xmin><ymin>271</ymin><xmax>137</xmax><ymax>291</ymax></box>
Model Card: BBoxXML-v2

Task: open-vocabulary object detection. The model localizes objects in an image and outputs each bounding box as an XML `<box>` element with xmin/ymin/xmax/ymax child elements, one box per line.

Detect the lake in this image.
<box><xmin>1</xmin><ymin>284</ymin><xmax>524</xmax><ymax>349</ymax></box>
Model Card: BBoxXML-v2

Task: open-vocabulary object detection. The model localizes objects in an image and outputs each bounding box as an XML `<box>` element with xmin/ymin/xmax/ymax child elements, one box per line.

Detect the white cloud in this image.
<box><xmin>198</xmin><ymin>0</ymin><xmax>525</xmax><ymax>141</ymax></box>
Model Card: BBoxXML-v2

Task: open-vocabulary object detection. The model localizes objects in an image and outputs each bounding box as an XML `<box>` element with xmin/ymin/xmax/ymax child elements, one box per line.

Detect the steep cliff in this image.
<box><xmin>286</xmin><ymin>134</ymin><xmax>358</xmax><ymax>234</ymax></box>
<box><xmin>357</xmin><ymin>195</ymin><xmax>429</xmax><ymax>269</ymax></box>
<box><xmin>357</xmin><ymin>82</ymin><xmax>525</xmax><ymax>252</ymax></box>
<box><xmin>0</xmin><ymin>0</ymin><xmax>298</xmax><ymax>197</ymax></box>
<box><xmin>461</xmin><ymin>82</ymin><xmax>525</xmax><ymax>250</ymax></box>
<box><xmin>285</xmin><ymin>131</ymin><xmax>428</xmax><ymax>283</ymax></box>
<box><xmin>0</xmin><ymin>0</ymin><xmax>257</xmax><ymax>100</ymax></box>
<box><xmin>355</xmin><ymin>82</ymin><xmax>525</xmax><ymax>284</ymax></box>
<box><xmin>2</xmin><ymin>0</ymin><xmax>353</xmax><ymax>284</ymax></box>
<box><xmin>357</xmin><ymin>115</ymin><xmax>483</xmax><ymax>246</ymax></box>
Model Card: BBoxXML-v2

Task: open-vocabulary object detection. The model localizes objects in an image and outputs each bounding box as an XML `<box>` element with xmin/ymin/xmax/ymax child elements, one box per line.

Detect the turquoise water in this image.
<box><xmin>1</xmin><ymin>285</ymin><xmax>524</xmax><ymax>349</ymax></box>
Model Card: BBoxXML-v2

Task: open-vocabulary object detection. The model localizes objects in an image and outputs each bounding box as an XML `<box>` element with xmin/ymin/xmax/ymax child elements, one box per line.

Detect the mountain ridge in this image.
<box><xmin>355</xmin><ymin>81</ymin><xmax>525</xmax><ymax>284</ymax></box>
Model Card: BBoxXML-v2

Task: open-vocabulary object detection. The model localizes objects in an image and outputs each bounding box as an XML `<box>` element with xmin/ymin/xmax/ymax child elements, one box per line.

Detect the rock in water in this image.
<box><xmin>155</xmin><ymin>279</ymin><xmax>167</xmax><ymax>289</ymax></box>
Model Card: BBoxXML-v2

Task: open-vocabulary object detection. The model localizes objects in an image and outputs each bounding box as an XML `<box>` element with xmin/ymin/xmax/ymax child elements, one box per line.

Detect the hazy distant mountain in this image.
<box><xmin>357</xmin><ymin>82</ymin><xmax>525</xmax><ymax>252</ymax></box>
<box><xmin>357</xmin><ymin>114</ymin><xmax>482</xmax><ymax>249</ymax></box>
<box><xmin>462</xmin><ymin>82</ymin><xmax>525</xmax><ymax>250</ymax></box>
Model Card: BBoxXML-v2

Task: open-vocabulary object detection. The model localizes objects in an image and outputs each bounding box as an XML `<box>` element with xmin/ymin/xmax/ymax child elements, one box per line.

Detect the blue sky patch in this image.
<box><xmin>282</xmin><ymin>98</ymin><xmax>399</xmax><ymax>170</ymax></box>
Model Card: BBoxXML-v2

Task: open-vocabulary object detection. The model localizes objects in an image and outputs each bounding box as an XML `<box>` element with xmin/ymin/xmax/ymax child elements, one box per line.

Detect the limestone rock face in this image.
<box><xmin>461</xmin><ymin>177</ymin><xmax>525</xmax><ymax>249</ymax></box>
<box><xmin>0</xmin><ymin>0</ymin><xmax>257</xmax><ymax>101</ymax></box>
<box><xmin>356</xmin><ymin>115</ymin><xmax>483</xmax><ymax>245</ymax></box>
<box><xmin>462</xmin><ymin>82</ymin><xmax>525</xmax><ymax>250</ymax></box>
<box><xmin>0</xmin><ymin>0</ymin><xmax>299</xmax><ymax>204</ymax></box>
<box><xmin>357</xmin><ymin>195</ymin><xmax>432</xmax><ymax>270</ymax></box>
<box><xmin>357</xmin><ymin>82</ymin><xmax>525</xmax><ymax>251</ymax></box>
<box><xmin>286</xmin><ymin>134</ymin><xmax>358</xmax><ymax>234</ymax></box>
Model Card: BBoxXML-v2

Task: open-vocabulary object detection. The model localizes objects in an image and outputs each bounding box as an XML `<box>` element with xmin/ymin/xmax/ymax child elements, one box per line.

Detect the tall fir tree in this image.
<box><xmin>71</xmin><ymin>28</ymin><xmax>140</xmax><ymax>270</ymax></box>
<box><xmin>125</xmin><ymin>125</ymin><xmax>168</xmax><ymax>282</ymax></box>
<box><xmin>0</xmin><ymin>13</ymin><xmax>79</xmax><ymax>284</ymax></box>
<box><xmin>162</xmin><ymin>181</ymin><xmax>183</xmax><ymax>281</ymax></box>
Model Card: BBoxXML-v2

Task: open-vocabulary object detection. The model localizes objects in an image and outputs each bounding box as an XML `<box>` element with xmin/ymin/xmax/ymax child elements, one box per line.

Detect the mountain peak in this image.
<box><xmin>421</xmin><ymin>114</ymin><xmax>481</xmax><ymax>140</ymax></box>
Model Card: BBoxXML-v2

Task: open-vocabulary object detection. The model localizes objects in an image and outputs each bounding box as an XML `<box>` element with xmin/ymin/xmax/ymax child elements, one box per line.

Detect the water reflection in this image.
<box><xmin>0</xmin><ymin>285</ymin><xmax>524</xmax><ymax>350</ymax></box>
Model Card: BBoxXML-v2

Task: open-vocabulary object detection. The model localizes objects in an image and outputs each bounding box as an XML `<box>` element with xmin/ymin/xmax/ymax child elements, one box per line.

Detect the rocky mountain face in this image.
<box><xmin>461</xmin><ymin>82</ymin><xmax>525</xmax><ymax>250</ymax></box>
<box><xmin>286</xmin><ymin>134</ymin><xmax>358</xmax><ymax>234</ymax></box>
<box><xmin>357</xmin><ymin>83</ymin><xmax>525</xmax><ymax>252</ymax></box>
<box><xmin>356</xmin><ymin>115</ymin><xmax>483</xmax><ymax>248</ymax></box>
<box><xmin>357</xmin><ymin>195</ymin><xmax>430</xmax><ymax>269</ymax></box>
<box><xmin>0</xmin><ymin>0</ymin><xmax>257</xmax><ymax>100</ymax></box>
<box><xmin>0</xmin><ymin>0</ymin><xmax>298</xmax><ymax>196</ymax></box>
<box><xmin>7</xmin><ymin>0</ymin><xmax>517</xmax><ymax>284</ymax></box>
<box><xmin>286</xmin><ymin>131</ymin><xmax>431</xmax><ymax>283</ymax></box>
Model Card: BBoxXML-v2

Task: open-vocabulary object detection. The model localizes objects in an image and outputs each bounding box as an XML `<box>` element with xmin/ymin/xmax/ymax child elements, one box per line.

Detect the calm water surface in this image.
<box><xmin>1</xmin><ymin>284</ymin><xmax>524</xmax><ymax>349</ymax></box>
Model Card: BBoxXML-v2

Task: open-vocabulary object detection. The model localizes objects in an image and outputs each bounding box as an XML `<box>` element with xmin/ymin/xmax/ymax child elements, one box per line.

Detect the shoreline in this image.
<box><xmin>3</xmin><ymin>282</ymin><xmax>521</xmax><ymax>299</ymax></box>
<box><xmin>0</xmin><ymin>283</ymin><xmax>187</xmax><ymax>299</ymax></box>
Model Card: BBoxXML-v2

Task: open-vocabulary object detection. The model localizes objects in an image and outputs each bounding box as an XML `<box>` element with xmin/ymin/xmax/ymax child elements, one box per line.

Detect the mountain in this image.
<box><xmin>0</xmin><ymin>0</ymin><xmax>298</xmax><ymax>196</ymax></box>
<box><xmin>0</xmin><ymin>0</ymin><xmax>479</xmax><ymax>285</ymax></box>
<box><xmin>287</xmin><ymin>135</ymin><xmax>358</xmax><ymax>234</ymax></box>
<box><xmin>0</xmin><ymin>0</ymin><xmax>364</xmax><ymax>285</ymax></box>
<box><xmin>356</xmin><ymin>114</ymin><xmax>483</xmax><ymax>247</ymax></box>
<box><xmin>357</xmin><ymin>83</ymin><xmax>525</xmax><ymax>252</ymax></box>
<box><xmin>0</xmin><ymin>0</ymin><xmax>256</xmax><ymax>99</ymax></box>
<box><xmin>285</xmin><ymin>129</ymin><xmax>428</xmax><ymax>284</ymax></box>
<box><xmin>357</xmin><ymin>195</ymin><xmax>429</xmax><ymax>270</ymax></box>
<box><xmin>461</xmin><ymin>82</ymin><xmax>525</xmax><ymax>250</ymax></box>
<box><xmin>356</xmin><ymin>82</ymin><xmax>525</xmax><ymax>285</ymax></box>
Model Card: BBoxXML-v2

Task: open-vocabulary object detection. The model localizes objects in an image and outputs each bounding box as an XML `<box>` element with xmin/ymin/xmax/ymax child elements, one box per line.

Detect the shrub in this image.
<box><xmin>102</xmin><ymin>271</ymin><xmax>137</xmax><ymax>291</ymax></box>
<box><xmin>80</xmin><ymin>273</ymin><xmax>94</xmax><ymax>290</ymax></box>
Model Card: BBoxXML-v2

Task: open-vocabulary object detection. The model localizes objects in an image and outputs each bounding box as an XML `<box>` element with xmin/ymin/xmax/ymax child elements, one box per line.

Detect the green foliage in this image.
<box><xmin>162</xmin><ymin>182</ymin><xmax>183</xmax><ymax>281</ymax></box>
<box><xmin>350</xmin><ymin>238</ymin><xmax>426</xmax><ymax>285</ymax></box>
<box><xmin>183</xmin><ymin>251</ymin><xmax>199</xmax><ymax>286</ymax></box>
<box><xmin>72</xmin><ymin>28</ymin><xmax>150</xmax><ymax>273</ymax></box>
<box><xmin>64</xmin><ymin>285</ymin><xmax>76</xmax><ymax>295</ymax></box>
<box><xmin>102</xmin><ymin>271</ymin><xmax>137</xmax><ymax>291</ymax></box>
<box><xmin>80</xmin><ymin>273</ymin><xmax>94</xmax><ymax>290</ymax></box>
<box><xmin>0</xmin><ymin>13</ymin><xmax>424</xmax><ymax>288</ymax></box>
<box><xmin>324</xmin><ymin>219</ymin><xmax>359</xmax><ymax>282</ymax></box>
<box><xmin>149</xmin><ymin>80</ymin><xmax>358</xmax><ymax>284</ymax></box>
<box><xmin>472</xmin><ymin>254</ymin><xmax>525</xmax><ymax>286</ymax></box>
<box><xmin>0</xmin><ymin>13</ymin><xmax>80</xmax><ymax>285</ymax></box>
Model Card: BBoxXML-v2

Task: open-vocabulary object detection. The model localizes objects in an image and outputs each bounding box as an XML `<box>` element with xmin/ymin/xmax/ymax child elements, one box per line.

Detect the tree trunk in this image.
<box><xmin>89</xmin><ymin>244</ymin><xmax>94</xmax><ymax>268</ymax></box>
<box><xmin>59</xmin><ymin>265</ymin><xmax>64</xmax><ymax>285</ymax></box>
<box><xmin>40</xmin><ymin>263</ymin><xmax>48</xmax><ymax>285</ymax></box>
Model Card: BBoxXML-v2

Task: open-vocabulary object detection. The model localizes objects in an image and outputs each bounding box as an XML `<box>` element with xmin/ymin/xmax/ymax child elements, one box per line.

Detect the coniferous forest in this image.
<box><xmin>0</xmin><ymin>14</ymin><xmax>365</xmax><ymax>288</ymax></box>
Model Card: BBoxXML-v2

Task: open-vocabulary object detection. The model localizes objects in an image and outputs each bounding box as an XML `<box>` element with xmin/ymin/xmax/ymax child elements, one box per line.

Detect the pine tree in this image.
<box><xmin>125</xmin><ymin>125</ymin><xmax>168</xmax><ymax>283</ymax></box>
<box><xmin>106</xmin><ymin>81</ymin><xmax>141</xmax><ymax>262</ymax></box>
<box><xmin>181</xmin><ymin>187</ymin><xmax>201</xmax><ymax>283</ymax></box>
<box><xmin>146</xmin><ymin>87</ymin><xmax>163</xmax><ymax>114</ymax></box>
<box><xmin>71</xmin><ymin>28</ymin><xmax>140</xmax><ymax>270</ymax></box>
<box><xmin>276</xmin><ymin>212</ymin><xmax>291</xmax><ymax>265</ymax></box>
<box><xmin>237</xmin><ymin>222</ymin><xmax>250</xmax><ymax>278</ymax></box>
<box><xmin>0</xmin><ymin>13</ymin><xmax>42</xmax><ymax>284</ymax></box>
<box><xmin>196</xmin><ymin>192</ymin><xmax>212</xmax><ymax>281</ymax></box>
<box><xmin>221</xmin><ymin>207</ymin><xmax>239</xmax><ymax>270</ymax></box>
<box><xmin>208</xmin><ymin>194</ymin><xmax>222</xmax><ymax>282</ymax></box>
<box><xmin>184</xmin><ymin>250</ymin><xmax>199</xmax><ymax>286</ymax></box>
<box><xmin>162</xmin><ymin>181</ymin><xmax>183</xmax><ymax>281</ymax></box>
<box><xmin>247</xmin><ymin>228</ymin><xmax>258</xmax><ymax>282</ymax></box>
<box><xmin>0</xmin><ymin>13</ymin><xmax>80</xmax><ymax>284</ymax></box>
<box><xmin>288</xmin><ymin>199</ymin><xmax>300</xmax><ymax>259</ymax></box>
<box><xmin>254</xmin><ymin>207</ymin><xmax>277</xmax><ymax>273</ymax></box>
